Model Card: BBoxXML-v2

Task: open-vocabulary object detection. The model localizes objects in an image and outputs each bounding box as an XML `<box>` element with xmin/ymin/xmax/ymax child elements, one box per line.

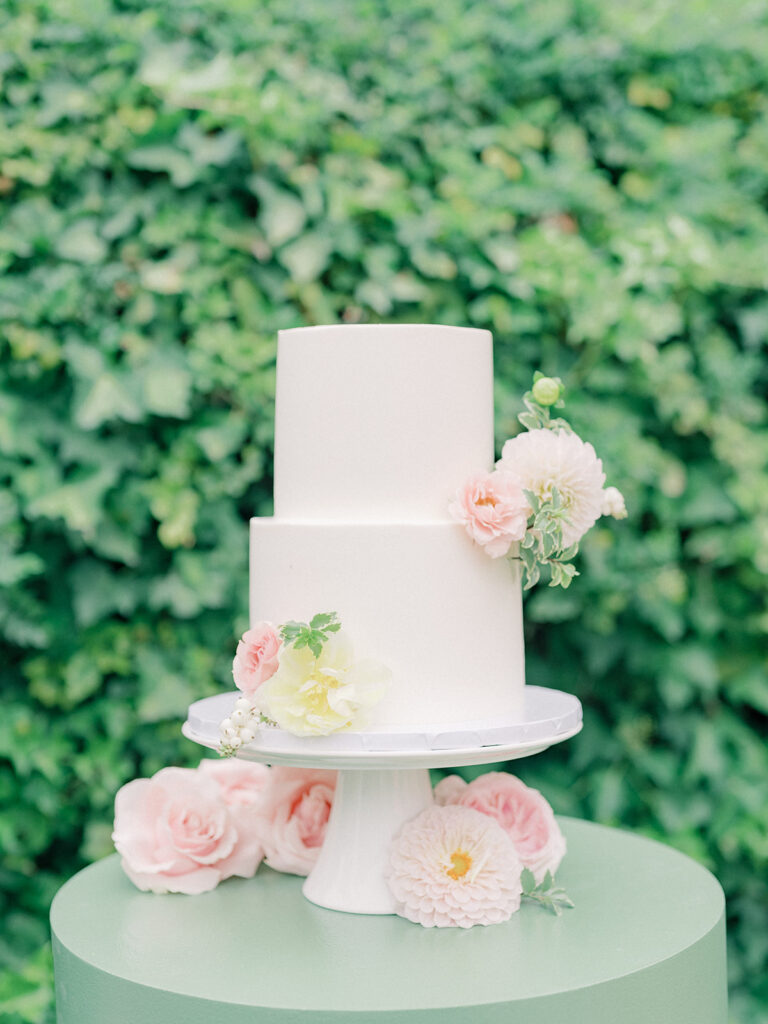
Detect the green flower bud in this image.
<box><xmin>532</xmin><ymin>376</ymin><xmax>562</xmax><ymax>406</ymax></box>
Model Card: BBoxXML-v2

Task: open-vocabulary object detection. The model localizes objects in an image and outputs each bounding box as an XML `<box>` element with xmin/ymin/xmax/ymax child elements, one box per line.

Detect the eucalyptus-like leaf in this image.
<box><xmin>518</xmin><ymin>411</ymin><xmax>541</xmax><ymax>431</ymax></box>
<box><xmin>521</xmin><ymin>867</ymin><xmax>537</xmax><ymax>893</ymax></box>
<box><xmin>523</xmin><ymin>489</ymin><xmax>540</xmax><ymax>513</ymax></box>
<box><xmin>521</xmin><ymin>869</ymin><xmax>575</xmax><ymax>916</ymax></box>
<box><xmin>524</xmin><ymin>563</ymin><xmax>541</xmax><ymax>590</ymax></box>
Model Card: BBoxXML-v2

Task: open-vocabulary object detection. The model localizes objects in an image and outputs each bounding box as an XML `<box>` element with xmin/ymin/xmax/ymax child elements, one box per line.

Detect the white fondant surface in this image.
<box><xmin>273</xmin><ymin>324</ymin><xmax>494</xmax><ymax>520</ymax></box>
<box><xmin>250</xmin><ymin>518</ymin><xmax>525</xmax><ymax>730</ymax></box>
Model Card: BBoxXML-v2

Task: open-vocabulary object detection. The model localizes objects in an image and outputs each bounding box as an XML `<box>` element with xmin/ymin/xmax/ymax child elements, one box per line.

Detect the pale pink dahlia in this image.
<box><xmin>386</xmin><ymin>805</ymin><xmax>523</xmax><ymax>928</ymax></box>
<box><xmin>449</xmin><ymin>469</ymin><xmax>531</xmax><ymax>558</ymax></box>
<box><xmin>437</xmin><ymin>772</ymin><xmax>566</xmax><ymax>883</ymax></box>
<box><xmin>498</xmin><ymin>429</ymin><xmax>605</xmax><ymax>548</ymax></box>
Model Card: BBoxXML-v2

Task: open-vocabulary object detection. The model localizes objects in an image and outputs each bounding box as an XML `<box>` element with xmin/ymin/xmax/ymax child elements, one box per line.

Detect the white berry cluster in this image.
<box><xmin>219</xmin><ymin>696</ymin><xmax>260</xmax><ymax>756</ymax></box>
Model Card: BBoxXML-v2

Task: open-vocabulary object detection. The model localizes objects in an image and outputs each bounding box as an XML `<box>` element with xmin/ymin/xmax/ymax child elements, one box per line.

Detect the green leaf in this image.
<box><xmin>75</xmin><ymin>373</ymin><xmax>143</xmax><ymax>430</ymax></box>
<box><xmin>278</xmin><ymin>233</ymin><xmax>332</xmax><ymax>283</ymax></box>
<box><xmin>280</xmin><ymin>622</ymin><xmax>303</xmax><ymax>644</ymax></box>
<box><xmin>253</xmin><ymin>181</ymin><xmax>307</xmax><ymax>248</ymax></box>
<box><xmin>523</xmin><ymin>563</ymin><xmax>541</xmax><ymax>590</ymax></box>
<box><xmin>310</xmin><ymin>611</ymin><xmax>340</xmax><ymax>631</ymax></box>
<box><xmin>280</xmin><ymin>612</ymin><xmax>341</xmax><ymax>657</ymax></box>
<box><xmin>54</xmin><ymin>219</ymin><xmax>107</xmax><ymax>264</ymax></box>
<box><xmin>520</xmin><ymin>867</ymin><xmax>537</xmax><ymax>894</ymax></box>
<box><xmin>518</xmin><ymin>411</ymin><xmax>541</xmax><ymax>431</ymax></box>
<box><xmin>140</xmin><ymin>361</ymin><xmax>192</xmax><ymax>418</ymax></box>
<box><xmin>127</xmin><ymin>145</ymin><xmax>198</xmax><ymax>188</ymax></box>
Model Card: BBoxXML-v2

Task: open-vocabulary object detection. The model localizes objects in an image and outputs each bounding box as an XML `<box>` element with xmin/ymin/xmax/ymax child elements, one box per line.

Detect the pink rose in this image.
<box><xmin>449</xmin><ymin>470</ymin><xmax>530</xmax><ymax>558</ymax></box>
<box><xmin>433</xmin><ymin>774</ymin><xmax>468</xmax><ymax>805</ymax></box>
<box><xmin>436</xmin><ymin>771</ymin><xmax>566</xmax><ymax>882</ymax></box>
<box><xmin>113</xmin><ymin>766</ymin><xmax>264</xmax><ymax>894</ymax></box>
<box><xmin>258</xmin><ymin>767</ymin><xmax>337</xmax><ymax>876</ymax></box>
<box><xmin>233</xmin><ymin>622</ymin><xmax>281</xmax><ymax>697</ymax></box>
<box><xmin>198</xmin><ymin>758</ymin><xmax>271</xmax><ymax>810</ymax></box>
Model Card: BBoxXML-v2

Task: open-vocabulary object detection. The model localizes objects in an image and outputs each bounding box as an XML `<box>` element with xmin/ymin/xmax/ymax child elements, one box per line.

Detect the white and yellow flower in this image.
<box><xmin>259</xmin><ymin>632</ymin><xmax>390</xmax><ymax>736</ymax></box>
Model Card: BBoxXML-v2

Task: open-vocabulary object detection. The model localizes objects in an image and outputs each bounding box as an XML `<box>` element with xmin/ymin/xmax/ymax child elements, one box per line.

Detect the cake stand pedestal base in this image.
<box><xmin>303</xmin><ymin>769</ymin><xmax>432</xmax><ymax>914</ymax></box>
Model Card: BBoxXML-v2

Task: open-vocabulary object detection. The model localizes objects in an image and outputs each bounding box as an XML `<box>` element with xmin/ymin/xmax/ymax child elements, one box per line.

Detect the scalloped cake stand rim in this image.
<box><xmin>182</xmin><ymin>686</ymin><xmax>583</xmax><ymax>770</ymax></box>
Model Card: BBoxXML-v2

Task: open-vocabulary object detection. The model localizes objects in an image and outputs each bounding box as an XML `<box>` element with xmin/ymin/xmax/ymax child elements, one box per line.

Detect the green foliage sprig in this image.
<box><xmin>279</xmin><ymin>612</ymin><xmax>341</xmax><ymax>658</ymax></box>
<box><xmin>521</xmin><ymin>869</ymin><xmax>575</xmax><ymax>916</ymax></box>
<box><xmin>518</xmin><ymin>488</ymin><xmax>580</xmax><ymax>591</ymax></box>
<box><xmin>511</xmin><ymin>374</ymin><xmax>586</xmax><ymax>590</ymax></box>
<box><xmin>517</xmin><ymin>372</ymin><xmax>571</xmax><ymax>433</ymax></box>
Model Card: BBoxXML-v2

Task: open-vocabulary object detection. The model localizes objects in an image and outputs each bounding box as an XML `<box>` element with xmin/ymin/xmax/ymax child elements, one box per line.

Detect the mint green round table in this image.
<box><xmin>51</xmin><ymin>819</ymin><xmax>727</xmax><ymax>1024</ymax></box>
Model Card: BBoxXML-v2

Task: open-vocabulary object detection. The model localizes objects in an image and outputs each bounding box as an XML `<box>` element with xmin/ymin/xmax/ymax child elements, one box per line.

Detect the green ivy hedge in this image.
<box><xmin>1</xmin><ymin>0</ymin><xmax>767</xmax><ymax>1020</ymax></box>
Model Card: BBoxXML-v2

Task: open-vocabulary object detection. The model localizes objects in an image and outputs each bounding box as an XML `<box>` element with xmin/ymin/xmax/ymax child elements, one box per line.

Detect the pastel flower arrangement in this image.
<box><xmin>450</xmin><ymin>373</ymin><xmax>627</xmax><ymax>589</ymax></box>
<box><xmin>387</xmin><ymin>772</ymin><xmax>572</xmax><ymax>927</ymax></box>
<box><xmin>112</xmin><ymin>760</ymin><xmax>336</xmax><ymax>894</ymax></box>
<box><xmin>220</xmin><ymin>612</ymin><xmax>390</xmax><ymax>750</ymax></box>
<box><xmin>113</xmin><ymin>764</ymin><xmax>570</xmax><ymax>928</ymax></box>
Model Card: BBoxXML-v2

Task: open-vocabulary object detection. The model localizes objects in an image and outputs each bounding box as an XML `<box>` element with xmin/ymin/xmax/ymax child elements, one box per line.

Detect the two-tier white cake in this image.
<box><xmin>249</xmin><ymin>324</ymin><xmax>525</xmax><ymax>732</ymax></box>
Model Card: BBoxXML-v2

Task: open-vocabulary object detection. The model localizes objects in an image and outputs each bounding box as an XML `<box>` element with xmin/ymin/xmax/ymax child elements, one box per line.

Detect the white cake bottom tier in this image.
<box><xmin>249</xmin><ymin>519</ymin><xmax>524</xmax><ymax>731</ymax></box>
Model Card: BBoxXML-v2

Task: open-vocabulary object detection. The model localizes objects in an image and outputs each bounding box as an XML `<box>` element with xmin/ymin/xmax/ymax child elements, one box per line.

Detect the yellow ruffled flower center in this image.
<box><xmin>301</xmin><ymin>670</ymin><xmax>346</xmax><ymax>718</ymax></box>
<box><xmin>446</xmin><ymin>849</ymin><xmax>473</xmax><ymax>880</ymax></box>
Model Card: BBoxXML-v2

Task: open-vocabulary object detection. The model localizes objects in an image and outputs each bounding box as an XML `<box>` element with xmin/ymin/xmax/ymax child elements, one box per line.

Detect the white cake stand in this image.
<box><xmin>183</xmin><ymin>686</ymin><xmax>581</xmax><ymax>915</ymax></box>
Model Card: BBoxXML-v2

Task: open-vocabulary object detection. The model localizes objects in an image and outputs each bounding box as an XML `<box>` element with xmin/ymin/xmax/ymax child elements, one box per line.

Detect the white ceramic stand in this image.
<box><xmin>183</xmin><ymin>686</ymin><xmax>582</xmax><ymax>915</ymax></box>
<box><xmin>303</xmin><ymin>768</ymin><xmax>433</xmax><ymax>913</ymax></box>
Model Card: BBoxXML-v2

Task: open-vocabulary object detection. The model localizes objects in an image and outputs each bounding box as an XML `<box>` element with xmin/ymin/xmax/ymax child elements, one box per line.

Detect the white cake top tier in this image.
<box><xmin>273</xmin><ymin>324</ymin><xmax>494</xmax><ymax>520</ymax></box>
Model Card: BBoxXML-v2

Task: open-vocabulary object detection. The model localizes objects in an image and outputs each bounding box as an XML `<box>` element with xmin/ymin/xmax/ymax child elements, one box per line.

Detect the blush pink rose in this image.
<box><xmin>433</xmin><ymin>774</ymin><xmax>468</xmax><ymax>806</ymax></box>
<box><xmin>258</xmin><ymin>767</ymin><xmax>337</xmax><ymax>876</ymax></box>
<box><xmin>449</xmin><ymin>470</ymin><xmax>530</xmax><ymax>558</ymax></box>
<box><xmin>435</xmin><ymin>771</ymin><xmax>566</xmax><ymax>882</ymax></box>
<box><xmin>198</xmin><ymin>758</ymin><xmax>271</xmax><ymax>810</ymax></box>
<box><xmin>113</xmin><ymin>766</ymin><xmax>264</xmax><ymax>894</ymax></box>
<box><xmin>233</xmin><ymin>622</ymin><xmax>281</xmax><ymax>698</ymax></box>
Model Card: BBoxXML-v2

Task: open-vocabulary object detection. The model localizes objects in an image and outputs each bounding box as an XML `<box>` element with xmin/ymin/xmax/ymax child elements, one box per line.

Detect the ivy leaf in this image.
<box><xmin>278</xmin><ymin>233</ymin><xmax>332</xmax><ymax>283</ymax></box>
<box><xmin>54</xmin><ymin>219</ymin><xmax>107</xmax><ymax>264</ymax></box>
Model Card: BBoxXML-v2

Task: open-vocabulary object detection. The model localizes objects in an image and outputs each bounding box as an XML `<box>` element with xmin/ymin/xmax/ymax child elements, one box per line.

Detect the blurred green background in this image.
<box><xmin>1</xmin><ymin>0</ymin><xmax>767</xmax><ymax>1020</ymax></box>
